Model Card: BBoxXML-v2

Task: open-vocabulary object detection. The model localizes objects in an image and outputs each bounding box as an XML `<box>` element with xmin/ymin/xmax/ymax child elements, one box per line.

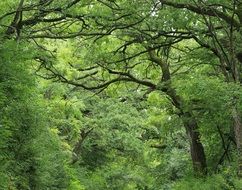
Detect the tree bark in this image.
<box><xmin>165</xmin><ymin>87</ymin><xmax>207</xmax><ymax>174</ymax></box>
<box><xmin>232</xmin><ymin>108</ymin><xmax>242</xmax><ymax>177</ymax></box>
<box><xmin>183</xmin><ymin>112</ymin><xmax>207</xmax><ymax>174</ymax></box>
<box><xmin>148</xmin><ymin>49</ymin><xmax>207</xmax><ymax>174</ymax></box>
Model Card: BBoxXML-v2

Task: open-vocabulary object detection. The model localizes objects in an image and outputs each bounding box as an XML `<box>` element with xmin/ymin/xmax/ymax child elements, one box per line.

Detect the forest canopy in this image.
<box><xmin>1</xmin><ymin>0</ymin><xmax>242</xmax><ymax>189</ymax></box>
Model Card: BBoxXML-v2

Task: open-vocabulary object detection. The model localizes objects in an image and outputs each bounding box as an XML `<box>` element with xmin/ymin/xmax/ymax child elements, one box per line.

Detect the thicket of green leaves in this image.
<box><xmin>0</xmin><ymin>40</ymin><xmax>73</xmax><ymax>189</ymax></box>
<box><xmin>1</xmin><ymin>0</ymin><xmax>242</xmax><ymax>189</ymax></box>
<box><xmin>1</xmin><ymin>39</ymin><xmax>242</xmax><ymax>189</ymax></box>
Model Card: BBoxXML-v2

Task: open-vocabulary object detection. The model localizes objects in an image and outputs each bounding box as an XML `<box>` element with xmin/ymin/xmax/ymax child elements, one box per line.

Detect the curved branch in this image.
<box><xmin>160</xmin><ymin>0</ymin><xmax>240</xmax><ymax>27</ymax></box>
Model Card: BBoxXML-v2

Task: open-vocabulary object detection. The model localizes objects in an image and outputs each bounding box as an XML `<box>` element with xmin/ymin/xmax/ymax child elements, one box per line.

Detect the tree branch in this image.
<box><xmin>160</xmin><ymin>0</ymin><xmax>240</xmax><ymax>27</ymax></box>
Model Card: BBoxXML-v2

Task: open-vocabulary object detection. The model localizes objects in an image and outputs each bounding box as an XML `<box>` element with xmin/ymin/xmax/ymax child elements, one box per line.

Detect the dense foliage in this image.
<box><xmin>1</xmin><ymin>0</ymin><xmax>242</xmax><ymax>189</ymax></box>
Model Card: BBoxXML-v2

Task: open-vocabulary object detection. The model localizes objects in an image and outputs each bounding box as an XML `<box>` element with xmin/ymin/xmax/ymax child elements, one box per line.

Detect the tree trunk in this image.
<box><xmin>232</xmin><ymin>108</ymin><xmax>242</xmax><ymax>177</ymax></box>
<box><xmin>165</xmin><ymin>87</ymin><xmax>207</xmax><ymax>174</ymax></box>
<box><xmin>166</xmin><ymin>88</ymin><xmax>207</xmax><ymax>174</ymax></box>
<box><xmin>164</xmin><ymin>89</ymin><xmax>207</xmax><ymax>174</ymax></box>
<box><xmin>183</xmin><ymin>112</ymin><xmax>207</xmax><ymax>174</ymax></box>
<box><xmin>148</xmin><ymin>49</ymin><xmax>207</xmax><ymax>174</ymax></box>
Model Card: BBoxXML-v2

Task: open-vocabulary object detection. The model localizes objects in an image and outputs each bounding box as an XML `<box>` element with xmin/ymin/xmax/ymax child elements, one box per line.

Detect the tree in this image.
<box><xmin>2</xmin><ymin>0</ymin><xmax>242</xmax><ymax>186</ymax></box>
<box><xmin>33</xmin><ymin>0</ymin><xmax>242</xmax><ymax>175</ymax></box>
<box><xmin>159</xmin><ymin>0</ymin><xmax>242</xmax><ymax>176</ymax></box>
<box><xmin>33</xmin><ymin>0</ymin><xmax>209</xmax><ymax>173</ymax></box>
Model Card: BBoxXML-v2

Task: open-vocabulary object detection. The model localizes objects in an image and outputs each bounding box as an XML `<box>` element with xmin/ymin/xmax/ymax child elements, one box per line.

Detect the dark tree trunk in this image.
<box><xmin>183</xmin><ymin>112</ymin><xmax>207</xmax><ymax>174</ymax></box>
<box><xmin>148</xmin><ymin>49</ymin><xmax>207</xmax><ymax>174</ymax></box>
<box><xmin>165</xmin><ymin>86</ymin><xmax>207</xmax><ymax>174</ymax></box>
<box><xmin>165</xmin><ymin>88</ymin><xmax>207</xmax><ymax>174</ymax></box>
<box><xmin>232</xmin><ymin>108</ymin><xmax>242</xmax><ymax>177</ymax></box>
